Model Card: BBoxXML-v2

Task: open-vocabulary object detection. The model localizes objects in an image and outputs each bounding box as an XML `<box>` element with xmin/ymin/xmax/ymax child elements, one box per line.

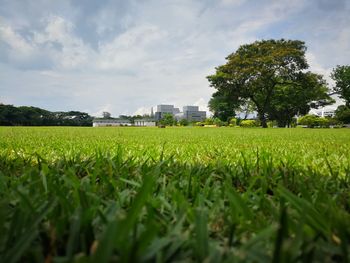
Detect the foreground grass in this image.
<box><xmin>0</xmin><ymin>127</ymin><xmax>350</xmax><ymax>262</ymax></box>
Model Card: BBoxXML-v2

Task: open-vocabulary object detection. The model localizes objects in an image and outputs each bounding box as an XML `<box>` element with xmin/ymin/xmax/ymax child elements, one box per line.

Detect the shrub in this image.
<box><xmin>204</xmin><ymin>118</ymin><xmax>214</xmax><ymax>125</ymax></box>
<box><xmin>298</xmin><ymin>115</ymin><xmax>338</xmax><ymax>128</ymax></box>
<box><xmin>229</xmin><ymin>118</ymin><xmax>237</xmax><ymax>127</ymax></box>
<box><xmin>195</xmin><ymin>122</ymin><xmax>204</xmax><ymax>126</ymax></box>
<box><xmin>213</xmin><ymin>118</ymin><xmax>225</xmax><ymax>127</ymax></box>
<box><xmin>298</xmin><ymin>115</ymin><xmax>319</xmax><ymax>128</ymax></box>
<box><xmin>267</xmin><ymin>120</ymin><xmax>278</xmax><ymax>128</ymax></box>
<box><xmin>240</xmin><ymin>120</ymin><xmax>258</xmax><ymax>127</ymax></box>
<box><xmin>316</xmin><ymin>117</ymin><xmax>330</xmax><ymax>128</ymax></box>
<box><xmin>179</xmin><ymin>119</ymin><xmax>189</xmax><ymax>126</ymax></box>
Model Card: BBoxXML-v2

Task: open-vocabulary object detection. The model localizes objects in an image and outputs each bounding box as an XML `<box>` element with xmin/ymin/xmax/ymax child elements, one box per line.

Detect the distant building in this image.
<box><xmin>235</xmin><ymin>111</ymin><xmax>258</xmax><ymax>120</ymax></box>
<box><xmin>93</xmin><ymin>118</ymin><xmax>131</xmax><ymax>127</ymax></box>
<box><xmin>308</xmin><ymin>92</ymin><xmax>345</xmax><ymax>117</ymax></box>
<box><xmin>155</xmin><ymin>104</ymin><xmax>180</xmax><ymax>120</ymax></box>
<box><xmin>134</xmin><ymin>118</ymin><xmax>156</xmax><ymax>127</ymax></box>
<box><xmin>182</xmin><ymin>106</ymin><xmax>206</xmax><ymax>122</ymax></box>
<box><xmin>174</xmin><ymin>105</ymin><xmax>206</xmax><ymax>122</ymax></box>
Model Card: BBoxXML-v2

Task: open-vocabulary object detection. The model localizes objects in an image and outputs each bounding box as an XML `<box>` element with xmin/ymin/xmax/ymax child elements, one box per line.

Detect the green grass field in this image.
<box><xmin>1</xmin><ymin>127</ymin><xmax>350</xmax><ymax>262</ymax></box>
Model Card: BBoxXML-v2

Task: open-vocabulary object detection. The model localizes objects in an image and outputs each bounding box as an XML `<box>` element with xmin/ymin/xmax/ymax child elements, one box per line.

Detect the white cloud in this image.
<box><xmin>193</xmin><ymin>98</ymin><xmax>210</xmax><ymax>112</ymax></box>
<box><xmin>96</xmin><ymin>24</ymin><xmax>167</xmax><ymax>71</ymax></box>
<box><xmin>91</xmin><ymin>103</ymin><xmax>114</xmax><ymax>118</ymax></box>
<box><xmin>0</xmin><ymin>23</ymin><xmax>33</xmax><ymax>54</ymax></box>
<box><xmin>33</xmin><ymin>15</ymin><xmax>94</xmax><ymax>69</ymax></box>
<box><xmin>220</xmin><ymin>0</ymin><xmax>246</xmax><ymax>6</ymax></box>
<box><xmin>133</xmin><ymin>106</ymin><xmax>153</xmax><ymax>116</ymax></box>
<box><xmin>305</xmin><ymin>52</ymin><xmax>334</xmax><ymax>88</ymax></box>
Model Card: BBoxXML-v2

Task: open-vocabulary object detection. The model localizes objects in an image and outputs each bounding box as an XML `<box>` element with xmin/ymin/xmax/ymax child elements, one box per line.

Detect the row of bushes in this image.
<box><xmin>192</xmin><ymin>118</ymin><xmax>260</xmax><ymax>127</ymax></box>
<box><xmin>297</xmin><ymin>115</ymin><xmax>342</xmax><ymax>128</ymax></box>
<box><xmin>189</xmin><ymin>115</ymin><xmax>343</xmax><ymax>128</ymax></box>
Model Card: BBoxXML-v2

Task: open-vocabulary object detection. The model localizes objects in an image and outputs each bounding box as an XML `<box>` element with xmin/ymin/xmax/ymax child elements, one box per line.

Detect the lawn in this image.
<box><xmin>0</xmin><ymin>127</ymin><xmax>350</xmax><ymax>262</ymax></box>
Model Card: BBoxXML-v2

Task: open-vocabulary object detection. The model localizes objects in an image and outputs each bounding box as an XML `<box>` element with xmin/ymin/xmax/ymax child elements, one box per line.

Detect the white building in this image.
<box><xmin>93</xmin><ymin>119</ymin><xmax>131</xmax><ymax>127</ymax></box>
<box><xmin>134</xmin><ymin>119</ymin><xmax>156</xmax><ymax>127</ymax></box>
<box><xmin>309</xmin><ymin>92</ymin><xmax>345</xmax><ymax>117</ymax></box>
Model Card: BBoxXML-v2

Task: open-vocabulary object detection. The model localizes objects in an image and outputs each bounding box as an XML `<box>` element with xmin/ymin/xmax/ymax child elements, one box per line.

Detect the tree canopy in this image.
<box><xmin>331</xmin><ymin>65</ymin><xmax>350</xmax><ymax>106</ymax></box>
<box><xmin>159</xmin><ymin>113</ymin><xmax>175</xmax><ymax>126</ymax></box>
<box><xmin>0</xmin><ymin>104</ymin><xmax>93</xmax><ymax>126</ymax></box>
<box><xmin>207</xmin><ymin>39</ymin><xmax>330</xmax><ymax>127</ymax></box>
<box><xmin>208</xmin><ymin>91</ymin><xmax>238</xmax><ymax>121</ymax></box>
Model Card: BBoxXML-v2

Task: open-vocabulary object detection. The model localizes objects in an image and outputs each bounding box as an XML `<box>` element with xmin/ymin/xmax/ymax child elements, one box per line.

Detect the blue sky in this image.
<box><xmin>0</xmin><ymin>0</ymin><xmax>349</xmax><ymax>116</ymax></box>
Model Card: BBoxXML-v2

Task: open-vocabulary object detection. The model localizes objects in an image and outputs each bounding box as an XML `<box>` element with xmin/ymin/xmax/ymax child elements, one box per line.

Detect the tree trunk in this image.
<box><xmin>258</xmin><ymin>110</ymin><xmax>268</xmax><ymax>128</ymax></box>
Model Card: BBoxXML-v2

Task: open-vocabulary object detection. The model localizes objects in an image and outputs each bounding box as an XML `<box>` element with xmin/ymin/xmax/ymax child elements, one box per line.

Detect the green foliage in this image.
<box><xmin>240</xmin><ymin>120</ymin><xmax>258</xmax><ymax>127</ymax></box>
<box><xmin>179</xmin><ymin>119</ymin><xmax>189</xmax><ymax>126</ymax></box>
<box><xmin>268</xmin><ymin>72</ymin><xmax>330</xmax><ymax>127</ymax></box>
<box><xmin>204</xmin><ymin>118</ymin><xmax>213</xmax><ymax>125</ymax></box>
<box><xmin>203</xmin><ymin>117</ymin><xmax>226</xmax><ymax>126</ymax></box>
<box><xmin>102</xmin><ymin>111</ymin><xmax>111</xmax><ymax>119</ymax></box>
<box><xmin>208</xmin><ymin>91</ymin><xmax>238</xmax><ymax>121</ymax></box>
<box><xmin>159</xmin><ymin>113</ymin><xmax>175</xmax><ymax>126</ymax></box>
<box><xmin>335</xmin><ymin>105</ymin><xmax>350</xmax><ymax>124</ymax></box>
<box><xmin>0</xmin><ymin>104</ymin><xmax>93</xmax><ymax>126</ymax></box>
<box><xmin>195</xmin><ymin>121</ymin><xmax>204</xmax><ymax>126</ymax></box>
<box><xmin>297</xmin><ymin>115</ymin><xmax>339</xmax><ymax>128</ymax></box>
<box><xmin>331</xmin><ymin>65</ymin><xmax>350</xmax><ymax>106</ymax></box>
<box><xmin>267</xmin><ymin>120</ymin><xmax>277</xmax><ymax>128</ymax></box>
<box><xmin>213</xmin><ymin>117</ymin><xmax>225</xmax><ymax>126</ymax></box>
<box><xmin>207</xmin><ymin>39</ymin><xmax>330</xmax><ymax>128</ymax></box>
<box><xmin>298</xmin><ymin>115</ymin><xmax>318</xmax><ymax>128</ymax></box>
<box><xmin>229</xmin><ymin>118</ymin><xmax>237</xmax><ymax>127</ymax></box>
<box><xmin>0</xmin><ymin>127</ymin><xmax>350</xmax><ymax>262</ymax></box>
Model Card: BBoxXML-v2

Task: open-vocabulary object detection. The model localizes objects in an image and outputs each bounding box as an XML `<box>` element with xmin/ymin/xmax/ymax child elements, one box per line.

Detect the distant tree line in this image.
<box><xmin>0</xmin><ymin>104</ymin><xmax>93</xmax><ymax>126</ymax></box>
<box><xmin>118</xmin><ymin>114</ymin><xmax>147</xmax><ymax>123</ymax></box>
<box><xmin>207</xmin><ymin>39</ymin><xmax>350</xmax><ymax>127</ymax></box>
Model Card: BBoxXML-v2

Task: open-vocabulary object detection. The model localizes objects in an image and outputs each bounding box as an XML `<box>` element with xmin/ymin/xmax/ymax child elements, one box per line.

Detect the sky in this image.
<box><xmin>0</xmin><ymin>0</ymin><xmax>349</xmax><ymax>117</ymax></box>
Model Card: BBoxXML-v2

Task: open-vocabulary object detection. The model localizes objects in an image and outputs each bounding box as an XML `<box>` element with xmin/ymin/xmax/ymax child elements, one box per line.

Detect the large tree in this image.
<box><xmin>331</xmin><ymin>65</ymin><xmax>350</xmax><ymax>106</ymax></box>
<box><xmin>207</xmin><ymin>39</ymin><xmax>328</xmax><ymax>127</ymax></box>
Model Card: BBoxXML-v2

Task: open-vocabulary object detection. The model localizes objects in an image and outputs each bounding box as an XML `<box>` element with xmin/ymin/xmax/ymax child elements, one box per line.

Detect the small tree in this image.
<box><xmin>213</xmin><ymin>118</ymin><xmax>225</xmax><ymax>127</ymax></box>
<box><xmin>179</xmin><ymin>119</ymin><xmax>189</xmax><ymax>126</ymax></box>
<box><xmin>159</xmin><ymin>113</ymin><xmax>174</xmax><ymax>126</ymax></box>
<box><xmin>103</xmin><ymin>112</ymin><xmax>111</xmax><ymax>119</ymax></box>
<box><xmin>331</xmin><ymin>65</ymin><xmax>350</xmax><ymax>106</ymax></box>
<box><xmin>229</xmin><ymin>118</ymin><xmax>237</xmax><ymax>127</ymax></box>
<box><xmin>335</xmin><ymin>105</ymin><xmax>350</xmax><ymax>124</ymax></box>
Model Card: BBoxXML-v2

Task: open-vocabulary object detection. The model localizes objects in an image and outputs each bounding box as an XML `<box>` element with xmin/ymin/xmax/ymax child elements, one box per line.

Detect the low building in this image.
<box><xmin>92</xmin><ymin>118</ymin><xmax>131</xmax><ymax>127</ymax></box>
<box><xmin>235</xmin><ymin>111</ymin><xmax>258</xmax><ymax>120</ymax></box>
<box><xmin>134</xmin><ymin>118</ymin><xmax>156</xmax><ymax>127</ymax></box>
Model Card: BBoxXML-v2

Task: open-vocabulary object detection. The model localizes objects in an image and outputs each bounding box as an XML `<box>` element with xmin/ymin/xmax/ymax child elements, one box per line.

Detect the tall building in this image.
<box><xmin>182</xmin><ymin>106</ymin><xmax>206</xmax><ymax>122</ymax></box>
<box><xmin>155</xmin><ymin>104</ymin><xmax>207</xmax><ymax>122</ymax></box>
<box><xmin>155</xmin><ymin>104</ymin><xmax>177</xmax><ymax>120</ymax></box>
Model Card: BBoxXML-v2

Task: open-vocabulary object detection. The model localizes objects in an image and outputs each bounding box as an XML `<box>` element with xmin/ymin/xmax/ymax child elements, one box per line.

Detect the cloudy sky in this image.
<box><xmin>0</xmin><ymin>0</ymin><xmax>349</xmax><ymax>116</ymax></box>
